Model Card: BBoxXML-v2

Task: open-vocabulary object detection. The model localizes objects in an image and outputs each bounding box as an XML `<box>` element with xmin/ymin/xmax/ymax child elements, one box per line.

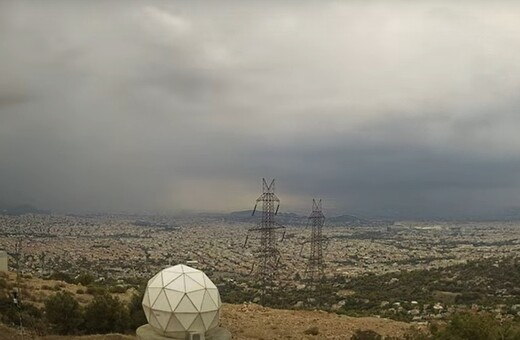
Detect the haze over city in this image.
<box><xmin>1</xmin><ymin>1</ymin><xmax>520</xmax><ymax>217</ymax></box>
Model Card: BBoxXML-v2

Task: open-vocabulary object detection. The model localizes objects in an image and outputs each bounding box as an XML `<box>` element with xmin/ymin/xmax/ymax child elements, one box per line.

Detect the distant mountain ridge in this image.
<box><xmin>0</xmin><ymin>203</ymin><xmax>50</xmax><ymax>216</ymax></box>
<box><xmin>213</xmin><ymin>210</ymin><xmax>377</xmax><ymax>226</ymax></box>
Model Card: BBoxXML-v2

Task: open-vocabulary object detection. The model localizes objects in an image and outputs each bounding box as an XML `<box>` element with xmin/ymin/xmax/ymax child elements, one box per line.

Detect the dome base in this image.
<box><xmin>137</xmin><ymin>324</ymin><xmax>231</xmax><ymax>340</ymax></box>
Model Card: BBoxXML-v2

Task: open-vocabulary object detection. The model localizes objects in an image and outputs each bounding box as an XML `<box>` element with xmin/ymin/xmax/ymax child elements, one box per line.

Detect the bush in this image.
<box><xmin>128</xmin><ymin>292</ymin><xmax>147</xmax><ymax>330</ymax></box>
<box><xmin>84</xmin><ymin>293</ymin><xmax>129</xmax><ymax>334</ymax></box>
<box><xmin>428</xmin><ymin>313</ymin><xmax>504</xmax><ymax>340</ymax></box>
<box><xmin>44</xmin><ymin>292</ymin><xmax>83</xmax><ymax>334</ymax></box>
<box><xmin>86</xmin><ymin>285</ymin><xmax>106</xmax><ymax>296</ymax></box>
<box><xmin>404</xmin><ymin>313</ymin><xmax>520</xmax><ymax>340</ymax></box>
<box><xmin>109</xmin><ymin>285</ymin><xmax>127</xmax><ymax>294</ymax></box>
<box><xmin>303</xmin><ymin>326</ymin><xmax>320</xmax><ymax>335</ymax></box>
<box><xmin>49</xmin><ymin>272</ymin><xmax>74</xmax><ymax>284</ymax></box>
<box><xmin>53</xmin><ymin>283</ymin><xmax>64</xmax><ymax>291</ymax></box>
<box><xmin>75</xmin><ymin>272</ymin><xmax>95</xmax><ymax>286</ymax></box>
<box><xmin>351</xmin><ymin>329</ymin><xmax>382</xmax><ymax>340</ymax></box>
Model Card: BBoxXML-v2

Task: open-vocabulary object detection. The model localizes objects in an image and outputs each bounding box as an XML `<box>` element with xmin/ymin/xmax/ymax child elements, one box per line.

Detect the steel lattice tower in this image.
<box><xmin>246</xmin><ymin>178</ymin><xmax>285</xmax><ymax>281</ymax></box>
<box><xmin>304</xmin><ymin>199</ymin><xmax>326</xmax><ymax>283</ymax></box>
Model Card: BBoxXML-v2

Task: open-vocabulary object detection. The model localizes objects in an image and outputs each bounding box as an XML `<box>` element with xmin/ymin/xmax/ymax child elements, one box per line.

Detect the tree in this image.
<box><xmin>44</xmin><ymin>292</ymin><xmax>83</xmax><ymax>334</ymax></box>
<box><xmin>432</xmin><ymin>313</ymin><xmax>498</xmax><ymax>340</ymax></box>
<box><xmin>128</xmin><ymin>292</ymin><xmax>147</xmax><ymax>330</ymax></box>
<box><xmin>84</xmin><ymin>293</ymin><xmax>129</xmax><ymax>334</ymax></box>
<box><xmin>75</xmin><ymin>272</ymin><xmax>95</xmax><ymax>286</ymax></box>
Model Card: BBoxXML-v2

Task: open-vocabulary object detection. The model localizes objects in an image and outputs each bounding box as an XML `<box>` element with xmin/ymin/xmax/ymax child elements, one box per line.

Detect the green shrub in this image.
<box><xmin>44</xmin><ymin>292</ymin><xmax>82</xmax><ymax>335</ymax></box>
<box><xmin>109</xmin><ymin>285</ymin><xmax>127</xmax><ymax>294</ymax></box>
<box><xmin>128</xmin><ymin>292</ymin><xmax>147</xmax><ymax>329</ymax></box>
<box><xmin>75</xmin><ymin>272</ymin><xmax>95</xmax><ymax>286</ymax></box>
<box><xmin>83</xmin><ymin>293</ymin><xmax>129</xmax><ymax>334</ymax></box>
<box><xmin>351</xmin><ymin>329</ymin><xmax>382</xmax><ymax>340</ymax></box>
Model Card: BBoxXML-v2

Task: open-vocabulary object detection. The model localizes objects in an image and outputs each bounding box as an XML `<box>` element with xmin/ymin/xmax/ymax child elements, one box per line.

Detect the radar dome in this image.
<box><xmin>142</xmin><ymin>264</ymin><xmax>221</xmax><ymax>337</ymax></box>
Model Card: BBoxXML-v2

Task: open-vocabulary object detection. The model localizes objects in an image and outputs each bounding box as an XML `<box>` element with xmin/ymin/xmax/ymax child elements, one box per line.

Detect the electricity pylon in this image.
<box><xmin>245</xmin><ymin>178</ymin><xmax>285</xmax><ymax>282</ymax></box>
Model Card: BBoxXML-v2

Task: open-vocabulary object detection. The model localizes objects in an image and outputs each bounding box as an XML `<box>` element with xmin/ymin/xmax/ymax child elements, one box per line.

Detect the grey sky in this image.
<box><xmin>1</xmin><ymin>1</ymin><xmax>520</xmax><ymax>217</ymax></box>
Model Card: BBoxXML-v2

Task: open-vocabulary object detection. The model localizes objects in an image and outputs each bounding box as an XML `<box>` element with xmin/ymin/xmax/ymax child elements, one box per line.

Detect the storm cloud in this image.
<box><xmin>1</xmin><ymin>1</ymin><xmax>520</xmax><ymax>217</ymax></box>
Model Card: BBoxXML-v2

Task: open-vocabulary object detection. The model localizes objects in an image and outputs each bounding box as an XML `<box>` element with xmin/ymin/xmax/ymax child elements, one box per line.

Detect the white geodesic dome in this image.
<box><xmin>142</xmin><ymin>264</ymin><xmax>221</xmax><ymax>336</ymax></box>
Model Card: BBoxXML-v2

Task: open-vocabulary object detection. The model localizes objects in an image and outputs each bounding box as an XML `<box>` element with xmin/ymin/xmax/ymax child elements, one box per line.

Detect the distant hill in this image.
<box><xmin>0</xmin><ymin>203</ymin><xmax>50</xmax><ymax>216</ymax></box>
<box><xmin>222</xmin><ymin>210</ymin><xmax>307</xmax><ymax>225</ymax></box>
<box><xmin>492</xmin><ymin>207</ymin><xmax>520</xmax><ymax>220</ymax></box>
<box><xmin>328</xmin><ymin>214</ymin><xmax>368</xmax><ymax>224</ymax></box>
<box><xmin>217</xmin><ymin>210</ymin><xmax>379</xmax><ymax>226</ymax></box>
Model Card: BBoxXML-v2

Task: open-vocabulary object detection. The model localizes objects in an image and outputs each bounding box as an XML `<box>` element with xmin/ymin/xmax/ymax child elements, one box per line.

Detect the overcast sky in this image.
<box><xmin>1</xmin><ymin>1</ymin><xmax>520</xmax><ymax>217</ymax></box>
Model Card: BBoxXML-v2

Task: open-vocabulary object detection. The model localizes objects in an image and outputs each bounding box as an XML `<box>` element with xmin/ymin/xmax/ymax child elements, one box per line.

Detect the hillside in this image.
<box><xmin>0</xmin><ymin>272</ymin><xmax>411</xmax><ymax>339</ymax></box>
<box><xmin>222</xmin><ymin>303</ymin><xmax>411</xmax><ymax>339</ymax></box>
<box><xmin>0</xmin><ymin>303</ymin><xmax>410</xmax><ymax>340</ymax></box>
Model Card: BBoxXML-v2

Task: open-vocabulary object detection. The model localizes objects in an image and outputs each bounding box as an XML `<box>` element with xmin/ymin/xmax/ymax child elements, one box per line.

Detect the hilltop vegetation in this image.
<box><xmin>0</xmin><ymin>271</ymin><xmax>146</xmax><ymax>336</ymax></box>
<box><xmin>220</xmin><ymin>256</ymin><xmax>520</xmax><ymax>322</ymax></box>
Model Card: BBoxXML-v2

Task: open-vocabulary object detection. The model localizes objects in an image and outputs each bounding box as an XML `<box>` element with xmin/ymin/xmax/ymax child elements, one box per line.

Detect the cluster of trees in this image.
<box><xmin>0</xmin><ymin>289</ymin><xmax>146</xmax><ymax>335</ymax></box>
<box><xmin>332</xmin><ymin>256</ymin><xmax>520</xmax><ymax>318</ymax></box>
<box><xmin>407</xmin><ymin>313</ymin><xmax>520</xmax><ymax>340</ymax></box>
<box><xmin>219</xmin><ymin>279</ymin><xmax>342</xmax><ymax>310</ymax></box>
<box><xmin>350</xmin><ymin>313</ymin><xmax>520</xmax><ymax>340</ymax></box>
<box><xmin>218</xmin><ymin>256</ymin><xmax>520</xmax><ymax>324</ymax></box>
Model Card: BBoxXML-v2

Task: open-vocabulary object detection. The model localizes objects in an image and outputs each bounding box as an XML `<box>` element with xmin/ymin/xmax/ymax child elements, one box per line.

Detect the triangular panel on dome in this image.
<box><xmin>152</xmin><ymin>290</ymin><xmax>172</xmax><ymax>311</ymax></box>
<box><xmin>164</xmin><ymin>289</ymin><xmax>184</xmax><ymax>310</ymax></box>
<box><xmin>185</xmin><ymin>275</ymin><xmax>205</xmax><ymax>292</ymax></box>
<box><xmin>181</xmin><ymin>265</ymin><xmax>200</xmax><ymax>273</ymax></box>
<box><xmin>201</xmin><ymin>310</ymin><xmax>218</xmax><ymax>330</ymax></box>
<box><xmin>187</xmin><ymin>314</ymin><xmax>206</xmax><ymax>332</ymax></box>
<box><xmin>154</xmin><ymin>310</ymin><xmax>173</xmax><ymax>331</ymax></box>
<box><xmin>147</xmin><ymin>287</ymin><xmax>163</xmax><ymax>306</ymax></box>
<box><xmin>200</xmin><ymin>290</ymin><xmax>218</xmax><ymax>312</ymax></box>
<box><xmin>165</xmin><ymin>314</ymin><xmax>184</xmax><ymax>333</ymax></box>
<box><xmin>148</xmin><ymin>273</ymin><xmax>164</xmax><ymax>288</ymax></box>
<box><xmin>148</xmin><ymin>310</ymin><xmax>162</xmax><ymax>331</ymax></box>
<box><xmin>202</xmin><ymin>273</ymin><xmax>217</xmax><ymax>289</ymax></box>
<box><xmin>209</xmin><ymin>310</ymin><xmax>220</xmax><ymax>329</ymax></box>
<box><xmin>165</xmin><ymin>275</ymin><xmax>185</xmax><ymax>292</ymax></box>
<box><xmin>143</xmin><ymin>305</ymin><xmax>151</xmax><ymax>322</ymax></box>
<box><xmin>164</xmin><ymin>265</ymin><xmax>184</xmax><ymax>273</ymax></box>
<box><xmin>142</xmin><ymin>289</ymin><xmax>151</xmax><ymax>307</ymax></box>
<box><xmin>207</xmin><ymin>288</ymin><xmax>221</xmax><ymax>307</ymax></box>
<box><xmin>187</xmin><ymin>272</ymin><xmax>206</xmax><ymax>287</ymax></box>
<box><xmin>187</xmin><ymin>289</ymin><xmax>206</xmax><ymax>310</ymax></box>
<box><xmin>176</xmin><ymin>312</ymin><xmax>198</xmax><ymax>331</ymax></box>
<box><xmin>162</xmin><ymin>271</ymin><xmax>182</xmax><ymax>287</ymax></box>
<box><xmin>175</xmin><ymin>294</ymin><xmax>198</xmax><ymax>313</ymax></box>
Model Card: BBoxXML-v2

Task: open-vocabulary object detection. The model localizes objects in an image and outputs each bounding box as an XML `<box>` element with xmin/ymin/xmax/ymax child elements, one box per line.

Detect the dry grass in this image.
<box><xmin>221</xmin><ymin>303</ymin><xmax>411</xmax><ymax>340</ymax></box>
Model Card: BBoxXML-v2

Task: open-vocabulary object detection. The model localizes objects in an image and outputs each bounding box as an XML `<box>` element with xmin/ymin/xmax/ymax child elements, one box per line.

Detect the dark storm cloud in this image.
<box><xmin>1</xmin><ymin>1</ymin><xmax>520</xmax><ymax>217</ymax></box>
